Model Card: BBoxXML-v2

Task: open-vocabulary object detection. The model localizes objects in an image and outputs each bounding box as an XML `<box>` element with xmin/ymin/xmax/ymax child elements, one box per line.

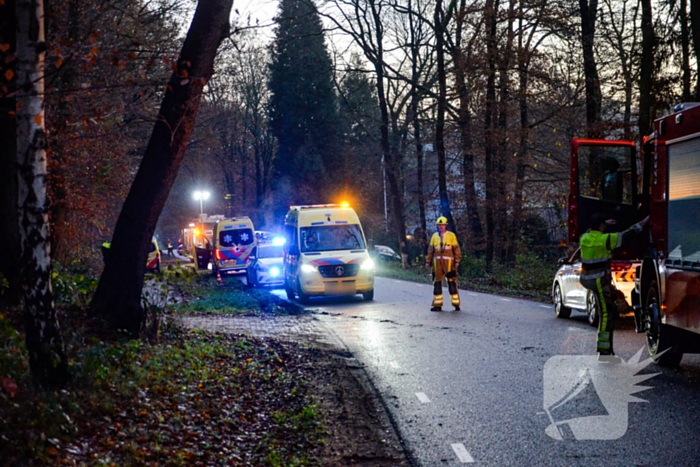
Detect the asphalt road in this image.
<box><xmin>271</xmin><ymin>276</ymin><xmax>700</xmax><ymax>466</ymax></box>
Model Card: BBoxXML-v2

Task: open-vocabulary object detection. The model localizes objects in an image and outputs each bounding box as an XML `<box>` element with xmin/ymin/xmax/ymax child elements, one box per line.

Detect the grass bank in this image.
<box><xmin>0</xmin><ymin>267</ymin><xmax>325</xmax><ymax>466</ymax></box>
<box><xmin>375</xmin><ymin>251</ymin><xmax>557</xmax><ymax>302</ymax></box>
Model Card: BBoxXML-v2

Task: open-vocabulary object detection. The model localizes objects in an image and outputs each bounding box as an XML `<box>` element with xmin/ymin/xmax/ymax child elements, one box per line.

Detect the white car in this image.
<box><xmin>247</xmin><ymin>242</ymin><xmax>285</xmax><ymax>288</ymax></box>
<box><xmin>552</xmin><ymin>248</ymin><xmax>639</xmax><ymax>326</ymax></box>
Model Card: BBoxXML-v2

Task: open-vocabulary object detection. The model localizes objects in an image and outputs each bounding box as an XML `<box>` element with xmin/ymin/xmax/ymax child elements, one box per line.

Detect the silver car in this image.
<box><xmin>552</xmin><ymin>248</ymin><xmax>639</xmax><ymax>326</ymax></box>
<box><xmin>246</xmin><ymin>243</ymin><xmax>285</xmax><ymax>288</ymax></box>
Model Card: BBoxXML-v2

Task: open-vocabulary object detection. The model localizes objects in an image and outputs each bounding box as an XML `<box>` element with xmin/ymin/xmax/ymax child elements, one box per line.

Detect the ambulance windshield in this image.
<box><xmin>300</xmin><ymin>225</ymin><xmax>365</xmax><ymax>252</ymax></box>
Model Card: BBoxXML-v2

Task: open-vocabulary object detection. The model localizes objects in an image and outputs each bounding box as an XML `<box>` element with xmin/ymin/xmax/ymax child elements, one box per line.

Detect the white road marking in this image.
<box><xmin>451</xmin><ymin>443</ymin><xmax>474</xmax><ymax>463</ymax></box>
<box><xmin>389</xmin><ymin>362</ymin><xmax>399</xmax><ymax>369</ymax></box>
<box><xmin>540</xmin><ymin>305</ymin><xmax>551</xmax><ymax>309</ymax></box>
<box><xmin>500</xmin><ymin>298</ymin><xmax>512</xmax><ymax>302</ymax></box>
<box><xmin>468</xmin><ymin>293</ymin><xmax>477</xmax><ymax>297</ymax></box>
<box><xmin>415</xmin><ymin>392</ymin><xmax>431</xmax><ymax>403</ymax></box>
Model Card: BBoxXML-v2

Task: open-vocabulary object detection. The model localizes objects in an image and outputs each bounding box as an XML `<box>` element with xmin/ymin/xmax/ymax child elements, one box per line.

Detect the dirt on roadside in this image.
<box><xmin>181</xmin><ymin>314</ymin><xmax>413</xmax><ymax>466</ymax></box>
<box><xmin>306</xmin><ymin>346</ymin><xmax>412</xmax><ymax>466</ymax></box>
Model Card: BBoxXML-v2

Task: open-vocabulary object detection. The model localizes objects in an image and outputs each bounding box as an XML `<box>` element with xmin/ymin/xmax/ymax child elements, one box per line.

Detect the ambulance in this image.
<box><xmin>283</xmin><ymin>204</ymin><xmax>375</xmax><ymax>303</ymax></box>
<box><xmin>212</xmin><ymin>216</ymin><xmax>257</xmax><ymax>274</ymax></box>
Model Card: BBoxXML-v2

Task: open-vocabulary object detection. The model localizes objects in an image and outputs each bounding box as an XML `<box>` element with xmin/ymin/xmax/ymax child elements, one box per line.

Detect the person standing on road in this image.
<box><xmin>425</xmin><ymin>217</ymin><xmax>461</xmax><ymax>312</ymax></box>
<box><xmin>580</xmin><ymin>213</ymin><xmax>648</xmax><ymax>360</ymax></box>
<box><xmin>167</xmin><ymin>239</ymin><xmax>174</xmax><ymax>257</ymax></box>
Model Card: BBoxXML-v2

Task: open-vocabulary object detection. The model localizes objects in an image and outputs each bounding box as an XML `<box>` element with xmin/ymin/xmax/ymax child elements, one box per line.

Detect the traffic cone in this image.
<box><xmin>217</xmin><ymin>270</ymin><xmax>222</xmax><ymax>285</ymax></box>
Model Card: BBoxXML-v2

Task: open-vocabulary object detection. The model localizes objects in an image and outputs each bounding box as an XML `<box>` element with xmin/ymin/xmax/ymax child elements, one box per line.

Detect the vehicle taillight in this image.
<box><xmin>215</xmin><ymin>249</ymin><xmax>221</xmax><ymax>260</ymax></box>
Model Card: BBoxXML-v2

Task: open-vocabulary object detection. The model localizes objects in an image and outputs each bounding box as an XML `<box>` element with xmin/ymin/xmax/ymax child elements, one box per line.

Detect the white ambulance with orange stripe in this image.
<box><xmin>283</xmin><ymin>204</ymin><xmax>375</xmax><ymax>303</ymax></box>
<box><xmin>212</xmin><ymin>216</ymin><xmax>257</xmax><ymax>274</ymax></box>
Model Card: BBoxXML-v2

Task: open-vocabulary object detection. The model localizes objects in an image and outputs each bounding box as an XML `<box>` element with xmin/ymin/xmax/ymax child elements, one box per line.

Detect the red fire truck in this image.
<box><xmin>569</xmin><ymin>103</ymin><xmax>700</xmax><ymax>367</ymax></box>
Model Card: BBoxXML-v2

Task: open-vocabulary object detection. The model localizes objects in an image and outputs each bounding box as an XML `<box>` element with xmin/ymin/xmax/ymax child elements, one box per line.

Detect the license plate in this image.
<box><xmin>325</xmin><ymin>282</ymin><xmax>356</xmax><ymax>295</ymax></box>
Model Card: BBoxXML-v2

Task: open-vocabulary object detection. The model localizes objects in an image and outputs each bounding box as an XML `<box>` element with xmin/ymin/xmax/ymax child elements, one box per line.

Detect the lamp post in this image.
<box><xmin>193</xmin><ymin>191</ymin><xmax>210</xmax><ymax>219</ymax></box>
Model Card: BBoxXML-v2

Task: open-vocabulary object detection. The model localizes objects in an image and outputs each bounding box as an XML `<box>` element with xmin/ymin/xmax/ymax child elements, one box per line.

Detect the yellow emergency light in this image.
<box><xmin>341</xmin><ymin>201</ymin><xmax>350</xmax><ymax>208</ymax></box>
<box><xmin>195</xmin><ymin>228</ymin><xmax>201</xmax><ymax>236</ymax></box>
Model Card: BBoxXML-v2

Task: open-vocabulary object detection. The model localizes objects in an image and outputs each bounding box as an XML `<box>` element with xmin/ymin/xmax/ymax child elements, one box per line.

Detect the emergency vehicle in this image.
<box><xmin>283</xmin><ymin>204</ymin><xmax>375</xmax><ymax>303</ymax></box>
<box><xmin>212</xmin><ymin>217</ymin><xmax>257</xmax><ymax>274</ymax></box>
<box><xmin>569</xmin><ymin>103</ymin><xmax>700</xmax><ymax>366</ymax></box>
<box><xmin>182</xmin><ymin>215</ymin><xmax>226</xmax><ymax>269</ymax></box>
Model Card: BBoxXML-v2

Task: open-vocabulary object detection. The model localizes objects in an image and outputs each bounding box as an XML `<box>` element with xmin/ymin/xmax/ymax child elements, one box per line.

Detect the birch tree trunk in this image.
<box><xmin>16</xmin><ymin>0</ymin><xmax>68</xmax><ymax>387</ymax></box>
<box><xmin>90</xmin><ymin>0</ymin><xmax>233</xmax><ymax>334</ymax></box>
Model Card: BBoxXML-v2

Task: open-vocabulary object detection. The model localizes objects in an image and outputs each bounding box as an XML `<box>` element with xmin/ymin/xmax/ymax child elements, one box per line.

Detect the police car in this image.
<box><xmin>246</xmin><ymin>237</ymin><xmax>285</xmax><ymax>288</ymax></box>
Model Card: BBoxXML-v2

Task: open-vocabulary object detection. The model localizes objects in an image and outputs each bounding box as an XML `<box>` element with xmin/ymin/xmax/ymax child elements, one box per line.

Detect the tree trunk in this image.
<box><xmin>484</xmin><ymin>0</ymin><xmax>499</xmax><ymax>271</ymax></box>
<box><xmin>368</xmin><ymin>1</ymin><xmax>408</xmax><ymax>267</ymax></box>
<box><xmin>452</xmin><ymin>0</ymin><xmax>484</xmax><ymax>254</ymax></box>
<box><xmin>579</xmin><ymin>0</ymin><xmax>602</xmax><ymax>138</ymax></box>
<box><xmin>682</xmin><ymin>0</ymin><xmax>691</xmax><ymax>101</ymax></box>
<box><xmin>434</xmin><ymin>0</ymin><xmax>455</xmax><ymax>233</ymax></box>
<box><xmin>691</xmin><ymin>0</ymin><xmax>700</xmax><ymax>98</ymax></box>
<box><xmin>496</xmin><ymin>0</ymin><xmax>515</xmax><ymax>263</ymax></box>
<box><xmin>90</xmin><ymin>0</ymin><xmax>233</xmax><ymax>334</ymax></box>
<box><xmin>0</xmin><ymin>0</ymin><xmax>22</xmax><ymax>306</ymax></box>
<box><xmin>638</xmin><ymin>0</ymin><xmax>655</xmax><ymax>142</ymax></box>
<box><xmin>16</xmin><ymin>0</ymin><xmax>68</xmax><ymax>387</ymax></box>
<box><xmin>408</xmin><ymin>0</ymin><xmax>427</xmax><ymax>253</ymax></box>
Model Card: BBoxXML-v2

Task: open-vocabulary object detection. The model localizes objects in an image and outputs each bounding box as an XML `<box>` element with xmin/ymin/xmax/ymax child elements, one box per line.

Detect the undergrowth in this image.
<box><xmin>376</xmin><ymin>250</ymin><xmax>557</xmax><ymax>300</ymax></box>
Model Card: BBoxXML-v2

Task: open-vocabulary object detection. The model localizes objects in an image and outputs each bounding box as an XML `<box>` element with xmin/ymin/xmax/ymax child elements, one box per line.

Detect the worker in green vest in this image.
<box><xmin>580</xmin><ymin>213</ymin><xmax>648</xmax><ymax>361</ymax></box>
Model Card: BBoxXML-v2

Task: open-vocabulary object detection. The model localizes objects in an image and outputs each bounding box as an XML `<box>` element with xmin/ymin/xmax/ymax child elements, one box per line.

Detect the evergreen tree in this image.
<box><xmin>268</xmin><ymin>0</ymin><xmax>339</xmax><ymax>201</ymax></box>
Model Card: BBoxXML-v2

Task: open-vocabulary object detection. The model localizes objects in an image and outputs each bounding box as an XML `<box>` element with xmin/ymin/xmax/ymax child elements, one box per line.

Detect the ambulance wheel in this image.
<box><xmin>363</xmin><ymin>289</ymin><xmax>374</xmax><ymax>301</ymax></box>
<box><xmin>246</xmin><ymin>270</ymin><xmax>256</xmax><ymax>288</ymax></box>
<box><xmin>646</xmin><ymin>282</ymin><xmax>683</xmax><ymax>367</ymax></box>
<box><xmin>297</xmin><ymin>279</ymin><xmax>311</xmax><ymax>305</ymax></box>
<box><xmin>586</xmin><ymin>290</ymin><xmax>599</xmax><ymax>327</ymax></box>
<box><xmin>553</xmin><ymin>284</ymin><xmax>570</xmax><ymax>319</ymax></box>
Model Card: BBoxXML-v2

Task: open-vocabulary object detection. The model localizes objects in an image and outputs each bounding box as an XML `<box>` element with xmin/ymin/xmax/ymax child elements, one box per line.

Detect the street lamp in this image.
<box><xmin>193</xmin><ymin>191</ymin><xmax>210</xmax><ymax>218</ymax></box>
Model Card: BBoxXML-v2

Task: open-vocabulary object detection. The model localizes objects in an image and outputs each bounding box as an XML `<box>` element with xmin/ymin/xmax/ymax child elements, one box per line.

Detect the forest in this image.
<box><xmin>0</xmin><ymin>0</ymin><xmax>698</xmax><ymax>442</ymax></box>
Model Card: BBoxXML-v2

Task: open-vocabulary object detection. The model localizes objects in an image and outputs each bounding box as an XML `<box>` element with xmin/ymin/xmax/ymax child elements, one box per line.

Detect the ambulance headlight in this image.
<box><xmin>361</xmin><ymin>259</ymin><xmax>375</xmax><ymax>270</ymax></box>
<box><xmin>270</xmin><ymin>267</ymin><xmax>281</xmax><ymax>277</ymax></box>
<box><xmin>301</xmin><ymin>264</ymin><xmax>316</xmax><ymax>274</ymax></box>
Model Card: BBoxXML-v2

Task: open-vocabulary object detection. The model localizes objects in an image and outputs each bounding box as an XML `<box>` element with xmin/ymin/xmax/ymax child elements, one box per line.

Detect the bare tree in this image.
<box><xmin>637</xmin><ymin>0</ymin><xmax>655</xmax><ymax>141</ymax></box>
<box><xmin>90</xmin><ymin>0</ymin><xmax>233</xmax><ymax>334</ymax></box>
<box><xmin>579</xmin><ymin>0</ymin><xmax>602</xmax><ymax>137</ymax></box>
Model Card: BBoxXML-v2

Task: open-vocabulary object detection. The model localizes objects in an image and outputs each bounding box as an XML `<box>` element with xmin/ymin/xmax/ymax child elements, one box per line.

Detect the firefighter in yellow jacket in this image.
<box><xmin>425</xmin><ymin>217</ymin><xmax>461</xmax><ymax>311</ymax></box>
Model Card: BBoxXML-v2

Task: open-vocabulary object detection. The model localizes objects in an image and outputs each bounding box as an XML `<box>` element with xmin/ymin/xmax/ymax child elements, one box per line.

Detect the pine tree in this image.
<box><xmin>268</xmin><ymin>0</ymin><xmax>339</xmax><ymax>200</ymax></box>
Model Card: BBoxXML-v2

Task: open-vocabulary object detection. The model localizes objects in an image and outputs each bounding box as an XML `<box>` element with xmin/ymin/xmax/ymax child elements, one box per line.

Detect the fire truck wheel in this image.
<box><xmin>586</xmin><ymin>290</ymin><xmax>599</xmax><ymax>327</ymax></box>
<box><xmin>646</xmin><ymin>282</ymin><xmax>683</xmax><ymax>367</ymax></box>
<box><xmin>553</xmin><ymin>284</ymin><xmax>571</xmax><ymax>319</ymax></box>
<box><xmin>297</xmin><ymin>279</ymin><xmax>311</xmax><ymax>305</ymax></box>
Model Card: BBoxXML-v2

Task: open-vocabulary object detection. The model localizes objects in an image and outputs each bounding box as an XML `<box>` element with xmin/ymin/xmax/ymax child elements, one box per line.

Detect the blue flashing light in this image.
<box><xmin>270</xmin><ymin>267</ymin><xmax>281</xmax><ymax>277</ymax></box>
<box><xmin>272</xmin><ymin>236</ymin><xmax>286</xmax><ymax>246</ymax></box>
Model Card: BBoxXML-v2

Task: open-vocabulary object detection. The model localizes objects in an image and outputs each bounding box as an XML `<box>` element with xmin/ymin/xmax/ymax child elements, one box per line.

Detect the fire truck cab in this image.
<box><xmin>570</xmin><ymin>103</ymin><xmax>700</xmax><ymax>367</ymax></box>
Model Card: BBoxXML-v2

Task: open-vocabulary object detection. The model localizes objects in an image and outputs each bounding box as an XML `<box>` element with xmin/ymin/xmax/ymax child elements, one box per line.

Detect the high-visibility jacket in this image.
<box><xmin>426</xmin><ymin>231</ymin><xmax>461</xmax><ymax>278</ymax></box>
<box><xmin>580</xmin><ymin>225</ymin><xmax>642</xmax><ymax>280</ymax></box>
<box><xmin>580</xmin><ymin>230</ymin><xmax>618</xmax><ymax>280</ymax></box>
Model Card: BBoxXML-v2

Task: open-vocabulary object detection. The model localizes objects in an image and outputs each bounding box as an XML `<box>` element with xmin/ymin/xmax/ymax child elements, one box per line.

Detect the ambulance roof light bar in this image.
<box><xmin>290</xmin><ymin>204</ymin><xmax>345</xmax><ymax>211</ymax></box>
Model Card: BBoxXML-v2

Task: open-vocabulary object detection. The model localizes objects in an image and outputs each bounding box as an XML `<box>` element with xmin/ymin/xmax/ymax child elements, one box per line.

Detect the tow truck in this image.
<box><xmin>570</xmin><ymin>103</ymin><xmax>700</xmax><ymax>367</ymax></box>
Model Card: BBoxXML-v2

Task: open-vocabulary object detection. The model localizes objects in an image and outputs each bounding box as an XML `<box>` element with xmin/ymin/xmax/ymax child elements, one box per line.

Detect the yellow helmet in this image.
<box><xmin>436</xmin><ymin>216</ymin><xmax>448</xmax><ymax>225</ymax></box>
